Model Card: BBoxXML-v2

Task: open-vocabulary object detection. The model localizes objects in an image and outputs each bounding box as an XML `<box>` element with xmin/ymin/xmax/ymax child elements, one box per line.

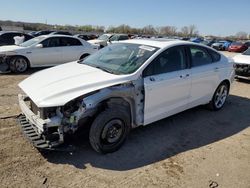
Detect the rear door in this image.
<box><xmin>187</xmin><ymin>45</ymin><xmax>221</xmax><ymax>107</ymax></box>
<box><xmin>60</xmin><ymin>37</ymin><xmax>84</xmax><ymax>63</ymax></box>
<box><xmin>143</xmin><ymin>46</ymin><xmax>191</xmax><ymax>125</ymax></box>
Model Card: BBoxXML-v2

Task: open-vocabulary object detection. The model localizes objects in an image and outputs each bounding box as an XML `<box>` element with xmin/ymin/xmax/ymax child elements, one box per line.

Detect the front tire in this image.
<box><xmin>208</xmin><ymin>82</ymin><xmax>229</xmax><ymax>111</ymax></box>
<box><xmin>9</xmin><ymin>56</ymin><xmax>29</xmax><ymax>73</ymax></box>
<box><xmin>89</xmin><ymin>108</ymin><xmax>130</xmax><ymax>153</ymax></box>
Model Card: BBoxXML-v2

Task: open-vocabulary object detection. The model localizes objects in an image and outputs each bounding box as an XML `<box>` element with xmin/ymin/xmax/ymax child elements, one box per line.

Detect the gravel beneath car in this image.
<box><xmin>0</xmin><ymin>52</ymin><xmax>249</xmax><ymax>188</ymax></box>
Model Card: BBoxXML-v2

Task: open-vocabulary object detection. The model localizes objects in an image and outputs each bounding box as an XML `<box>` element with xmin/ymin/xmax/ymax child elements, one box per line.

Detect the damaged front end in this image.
<box><xmin>18</xmin><ymin>81</ymin><xmax>144</xmax><ymax>150</ymax></box>
<box><xmin>18</xmin><ymin>94</ymin><xmax>89</xmax><ymax>149</ymax></box>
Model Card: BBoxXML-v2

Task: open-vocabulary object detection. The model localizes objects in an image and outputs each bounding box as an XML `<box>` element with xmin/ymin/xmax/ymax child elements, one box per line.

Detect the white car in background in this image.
<box><xmin>0</xmin><ymin>35</ymin><xmax>99</xmax><ymax>73</ymax></box>
<box><xmin>18</xmin><ymin>39</ymin><xmax>234</xmax><ymax>153</ymax></box>
<box><xmin>233</xmin><ymin>48</ymin><xmax>250</xmax><ymax>80</ymax></box>
<box><xmin>88</xmin><ymin>33</ymin><xmax>113</xmax><ymax>48</ymax></box>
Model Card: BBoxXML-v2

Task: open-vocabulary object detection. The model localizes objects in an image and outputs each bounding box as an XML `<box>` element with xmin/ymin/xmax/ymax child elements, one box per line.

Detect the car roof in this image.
<box><xmin>120</xmin><ymin>39</ymin><xmax>195</xmax><ymax>49</ymax></box>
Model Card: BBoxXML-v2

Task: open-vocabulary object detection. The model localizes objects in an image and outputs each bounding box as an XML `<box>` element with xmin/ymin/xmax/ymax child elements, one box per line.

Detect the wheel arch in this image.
<box><xmin>10</xmin><ymin>55</ymin><xmax>31</xmax><ymax>67</ymax></box>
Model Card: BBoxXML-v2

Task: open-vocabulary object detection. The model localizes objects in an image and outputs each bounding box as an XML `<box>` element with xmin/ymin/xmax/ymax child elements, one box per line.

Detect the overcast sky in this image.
<box><xmin>0</xmin><ymin>0</ymin><xmax>249</xmax><ymax>36</ymax></box>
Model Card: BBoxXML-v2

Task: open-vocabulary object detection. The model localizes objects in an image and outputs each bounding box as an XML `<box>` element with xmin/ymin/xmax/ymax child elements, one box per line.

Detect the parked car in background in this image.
<box><xmin>190</xmin><ymin>37</ymin><xmax>203</xmax><ymax>43</ymax></box>
<box><xmin>0</xmin><ymin>35</ymin><xmax>98</xmax><ymax>73</ymax></box>
<box><xmin>109</xmin><ymin>34</ymin><xmax>129</xmax><ymax>42</ymax></box>
<box><xmin>49</xmin><ymin>31</ymin><xmax>72</xmax><ymax>36</ymax></box>
<box><xmin>212</xmin><ymin>40</ymin><xmax>232</xmax><ymax>51</ymax></box>
<box><xmin>233</xmin><ymin>48</ymin><xmax>250</xmax><ymax>80</ymax></box>
<box><xmin>31</xmin><ymin>30</ymin><xmax>54</xmax><ymax>37</ymax></box>
<box><xmin>88</xmin><ymin>33</ymin><xmax>113</xmax><ymax>48</ymax></box>
<box><xmin>74</xmin><ymin>34</ymin><xmax>98</xmax><ymax>41</ymax></box>
<box><xmin>244</xmin><ymin>41</ymin><xmax>250</xmax><ymax>48</ymax></box>
<box><xmin>0</xmin><ymin>31</ymin><xmax>33</xmax><ymax>46</ymax></box>
<box><xmin>228</xmin><ymin>42</ymin><xmax>248</xmax><ymax>52</ymax></box>
<box><xmin>201</xmin><ymin>39</ymin><xmax>216</xmax><ymax>46</ymax></box>
<box><xmin>17</xmin><ymin>39</ymin><xmax>234</xmax><ymax>153</ymax></box>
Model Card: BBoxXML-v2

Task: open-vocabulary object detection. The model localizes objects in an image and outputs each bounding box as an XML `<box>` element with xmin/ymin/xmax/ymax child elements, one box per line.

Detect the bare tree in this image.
<box><xmin>235</xmin><ymin>31</ymin><xmax>248</xmax><ymax>40</ymax></box>
<box><xmin>160</xmin><ymin>26</ymin><xmax>177</xmax><ymax>36</ymax></box>
<box><xmin>181</xmin><ymin>26</ymin><xmax>189</xmax><ymax>37</ymax></box>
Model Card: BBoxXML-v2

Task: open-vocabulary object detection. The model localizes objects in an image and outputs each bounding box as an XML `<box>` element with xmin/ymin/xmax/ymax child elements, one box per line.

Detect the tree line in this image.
<box><xmin>0</xmin><ymin>20</ymin><xmax>249</xmax><ymax>40</ymax></box>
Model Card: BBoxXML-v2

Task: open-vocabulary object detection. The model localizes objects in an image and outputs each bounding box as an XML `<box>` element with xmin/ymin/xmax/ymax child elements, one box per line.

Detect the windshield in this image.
<box><xmin>19</xmin><ymin>36</ymin><xmax>46</xmax><ymax>47</ymax></box>
<box><xmin>98</xmin><ymin>34</ymin><xmax>111</xmax><ymax>40</ymax></box>
<box><xmin>80</xmin><ymin>43</ymin><xmax>159</xmax><ymax>75</ymax></box>
<box><xmin>242</xmin><ymin>48</ymin><xmax>250</xmax><ymax>55</ymax></box>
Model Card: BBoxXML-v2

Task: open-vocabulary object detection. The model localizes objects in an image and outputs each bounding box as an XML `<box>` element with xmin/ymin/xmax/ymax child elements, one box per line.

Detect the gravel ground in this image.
<box><xmin>0</xmin><ymin>52</ymin><xmax>249</xmax><ymax>188</ymax></box>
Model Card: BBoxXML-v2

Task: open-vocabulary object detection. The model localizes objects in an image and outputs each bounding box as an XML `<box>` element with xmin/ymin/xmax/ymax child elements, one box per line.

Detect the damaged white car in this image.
<box><xmin>18</xmin><ymin>39</ymin><xmax>234</xmax><ymax>153</ymax></box>
<box><xmin>0</xmin><ymin>35</ymin><xmax>98</xmax><ymax>73</ymax></box>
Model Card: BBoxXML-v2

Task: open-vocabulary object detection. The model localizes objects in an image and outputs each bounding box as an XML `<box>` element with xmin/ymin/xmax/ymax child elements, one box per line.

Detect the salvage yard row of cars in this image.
<box><xmin>0</xmin><ymin>30</ymin><xmax>248</xmax><ymax>153</ymax></box>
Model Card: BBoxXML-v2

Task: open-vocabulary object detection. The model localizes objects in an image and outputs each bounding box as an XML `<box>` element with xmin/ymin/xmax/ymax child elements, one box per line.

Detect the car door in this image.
<box><xmin>29</xmin><ymin>37</ymin><xmax>63</xmax><ymax>66</ymax></box>
<box><xmin>60</xmin><ymin>37</ymin><xmax>84</xmax><ymax>63</ymax></box>
<box><xmin>187</xmin><ymin>45</ymin><xmax>221</xmax><ymax>107</ymax></box>
<box><xmin>143</xmin><ymin>46</ymin><xmax>191</xmax><ymax>125</ymax></box>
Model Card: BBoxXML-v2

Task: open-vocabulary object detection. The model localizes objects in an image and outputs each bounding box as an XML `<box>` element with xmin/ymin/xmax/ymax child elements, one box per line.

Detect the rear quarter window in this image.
<box><xmin>207</xmin><ymin>49</ymin><xmax>221</xmax><ymax>62</ymax></box>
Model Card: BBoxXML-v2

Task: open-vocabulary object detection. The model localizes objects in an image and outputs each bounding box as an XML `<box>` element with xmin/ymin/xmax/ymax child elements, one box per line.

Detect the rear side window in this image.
<box><xmin>189</xmin><ymin>46</ymin><xmax>213</xmax><ymax>67</ymax></box>
<box><xmin>207</xmin><ymin>48</ymin><xmax>221</xmax><ymax>62</ymax></box>
<box><xmin>61</xmin><ymin>37</ymin><xmax>82</xmax><ymax>46</ymax></box>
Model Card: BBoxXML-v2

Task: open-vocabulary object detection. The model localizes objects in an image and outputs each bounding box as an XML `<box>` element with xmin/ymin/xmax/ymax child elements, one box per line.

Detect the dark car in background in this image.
<box><xmin>49</xmin><ymin>31</ymin><xmax>72</xmax><ymax>36</ymax></box>
<box><xmin>30</xmin><ymin>30</ymin><xmax>54</xmax><ymax>37</ymax></box>
<box><xmin>228</xmin><ymin>42</ymin><xmax>248</xmax><ymax>52</ymax></box>
<box><xmin>74</xmin><ymin>34</ymin><xmax>98</xmax><ymax>41</ymax></box>
<box><xmin>0</xmin><ymin>31</ymin><xmax>33</xmax><ymax>46</ymax></box>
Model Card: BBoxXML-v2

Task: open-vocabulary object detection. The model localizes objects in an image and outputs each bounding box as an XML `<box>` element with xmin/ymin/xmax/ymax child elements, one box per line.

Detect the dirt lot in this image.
<box><xmin>0</xmin><ymin>52</ymin><xmax>249</xmax><ymax>188</ymax></box>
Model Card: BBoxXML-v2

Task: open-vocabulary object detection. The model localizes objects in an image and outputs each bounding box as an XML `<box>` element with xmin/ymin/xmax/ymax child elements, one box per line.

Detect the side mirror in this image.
<box><xmin>35</xmin><ymin>44</ymin><xmax>43</xmax><ymax>48</ymax></box>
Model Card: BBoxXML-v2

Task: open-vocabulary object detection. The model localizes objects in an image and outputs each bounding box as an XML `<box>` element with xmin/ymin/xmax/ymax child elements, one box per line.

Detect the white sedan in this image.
<box><xmin>18</xmin><ymin>39</ymin><xmax>234</xmax><ymax>153</ymax></box>
<box><xmin>0</xmin><ymin>35</ymin><xmax>99</xmax><ymax>73</ymax></box>
<box><xmin>233</xmin><ymin>48</ymin><xmax>250</xmax><ymax>80</ymax></box>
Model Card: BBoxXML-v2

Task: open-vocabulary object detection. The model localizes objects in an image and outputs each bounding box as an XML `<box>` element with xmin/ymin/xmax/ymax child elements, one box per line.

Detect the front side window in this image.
<box><xmin>19</xmin><ymin>36</ymin><xmax>46</xmax><ymax>47</ymax></box>
<box><xmin>143</xmin><ymin>46</ymin><xmax>187</xmax><ymax>77</ymax></box>
<box><xmin>80</xmin><ymin>43</ymin><xmax>159</xmax><ymax>75</ymax></box>
<box><xmin>189</xmin><ymin>46</ymin><xmax>213</xmax><ymax>67</ymax></box>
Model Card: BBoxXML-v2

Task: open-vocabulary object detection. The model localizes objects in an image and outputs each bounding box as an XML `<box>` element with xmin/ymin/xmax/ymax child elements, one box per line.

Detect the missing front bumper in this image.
<box><xmin>17</xmin><ymin>114</ymin><xmax>50</xmax><ymax>149</ymax></box>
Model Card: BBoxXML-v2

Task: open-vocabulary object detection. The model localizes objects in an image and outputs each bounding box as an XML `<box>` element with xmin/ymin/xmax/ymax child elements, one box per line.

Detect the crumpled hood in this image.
<box><xmin>0</xmin><ymin>45</ymin><xmax>25</xmax><ymax>53</ymax></box>
<box><xmin>19</xmin><ymin>62</ymin><xmax>132</xmax><ymax>107</ymax></box>
<box><xmin>233</xmin><ymin>54</ymin><xmax>250</xmax><ymax>65</ymax></box>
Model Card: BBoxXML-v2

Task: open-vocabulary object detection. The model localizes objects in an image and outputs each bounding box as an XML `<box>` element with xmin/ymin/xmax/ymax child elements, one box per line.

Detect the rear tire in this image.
<box><xmin>208</xmin><ymin>82</ymin><xmax>229</xmax><ymax>111</ymax></box>
<box><xmin>9</xmin><ymin>56</ymin><xmax>29</xmax><ymax>73</ymax></box>
<box><xmin>89</xmin><ymin>108</ymin><xmax>130</xmax><ymax>153</ymax></box>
